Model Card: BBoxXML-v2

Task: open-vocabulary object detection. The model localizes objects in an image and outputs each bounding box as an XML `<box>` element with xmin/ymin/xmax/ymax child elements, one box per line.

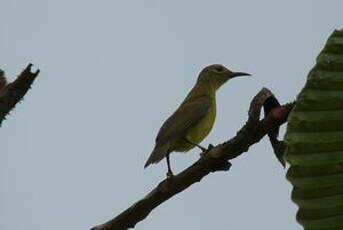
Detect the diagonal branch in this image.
<box><xmin>0</xmin><ymin>64</ymin><xmax>40</xmax><ymax>126</ymax></box>
<box><xmin>90</xmin><ymin>88</ymin><xmax>294</xmax><ymax>230</ymax></box>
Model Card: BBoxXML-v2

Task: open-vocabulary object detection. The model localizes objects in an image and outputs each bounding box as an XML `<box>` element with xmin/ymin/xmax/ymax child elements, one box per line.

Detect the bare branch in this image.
<box><xmin>267</xmin><ymin>102</ymin><xmax>294</xmax><ymax>167</ymax></box>
<box><xmin>263</xmin><ymin>95</ymin><xmax>295</xmax><ymax>167</ymax></box>
<box><xmin>0</xmin><ymin>64</ymin><xmax>40</xmax><ymax>126</ymax></box>
<box><xmin>90</xmin><ymin>88</ymin><xmax>294</xmax><ymax>230</ymax></box>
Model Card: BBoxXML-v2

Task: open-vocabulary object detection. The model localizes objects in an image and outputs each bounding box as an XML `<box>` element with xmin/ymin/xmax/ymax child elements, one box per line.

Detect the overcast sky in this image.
<box><xmin>1</xmin><ymin>1</ymin><xmax>342</xmax><ymax>230</ymax></box>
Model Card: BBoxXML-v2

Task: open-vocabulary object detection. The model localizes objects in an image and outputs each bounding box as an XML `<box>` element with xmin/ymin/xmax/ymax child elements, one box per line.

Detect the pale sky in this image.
<box><xmin>1</xmin><ymin>1</ymin><xmax>342</xmax><ymax>229</ymax></box>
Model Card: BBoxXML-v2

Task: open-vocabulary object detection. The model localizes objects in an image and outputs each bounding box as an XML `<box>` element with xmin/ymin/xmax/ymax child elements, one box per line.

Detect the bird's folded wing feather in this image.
<box><xmin>155</xmin><ymin>96</ymin><xmax>212</xmax><ymax>146</ymax></box>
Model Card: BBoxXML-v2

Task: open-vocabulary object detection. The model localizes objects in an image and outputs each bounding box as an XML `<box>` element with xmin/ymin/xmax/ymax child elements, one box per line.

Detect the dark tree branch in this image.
<box><xmin>263</xmin><ymin>95</ymin><xmax>295</xmax><ymax>167</ymax></box>
<box><xmin>90</xmin><ymin>88</ymin><xmax>294</xmax><ymax>230</ymax></box>
<box><xmin>0</xmin><ymin>64</ymin><xmax>40</xmax><ymax>126</ymax></box>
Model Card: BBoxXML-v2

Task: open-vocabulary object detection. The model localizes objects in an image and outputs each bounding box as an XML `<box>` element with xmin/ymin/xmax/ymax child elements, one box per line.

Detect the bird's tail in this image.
<box><xmin>144</xmin><ymin>144</ymin><xmax>169</xmax><ymax>168</ymax></box>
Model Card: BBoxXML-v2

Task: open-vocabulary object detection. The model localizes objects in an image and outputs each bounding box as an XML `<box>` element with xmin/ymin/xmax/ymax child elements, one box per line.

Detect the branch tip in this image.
<box><xmin>0</xmin><ymin>63</ymin><xmax>39</xmax><ymax>125</ymax></box>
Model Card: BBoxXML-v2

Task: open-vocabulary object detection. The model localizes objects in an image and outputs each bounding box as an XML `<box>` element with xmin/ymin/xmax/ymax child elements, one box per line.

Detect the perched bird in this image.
<box><xmin>144</xmin><ymin>64</ymin><xmax>250</xmax><ymax>176</ymax></box>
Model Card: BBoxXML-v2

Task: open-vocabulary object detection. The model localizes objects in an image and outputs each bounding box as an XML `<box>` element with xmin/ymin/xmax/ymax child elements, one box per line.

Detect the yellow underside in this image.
<box><xmin>171</xmin><ymin>102</ymin><xmax>216</xmax><ymax>152</ymax></box>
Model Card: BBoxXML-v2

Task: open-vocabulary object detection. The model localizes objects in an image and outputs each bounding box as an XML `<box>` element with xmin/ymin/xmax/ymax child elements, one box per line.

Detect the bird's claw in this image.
<box><xmin>199</xmin><ymin>146</ymin><xmax>207</xmax><ymax>152</ymax></box>
<box><xmin>166</xmin><ymin>171</ymin><xmax>174</xmax><ymax>178</ymax></box>
<box><xmin>208</xmin><ymin>144</ymin><xmax>214</xmax><ymax>150</ymax></box>
<box><xmin>200</xmin><ymin>144</ymin><xmax>214</xmax><ymax>157</ymax></box>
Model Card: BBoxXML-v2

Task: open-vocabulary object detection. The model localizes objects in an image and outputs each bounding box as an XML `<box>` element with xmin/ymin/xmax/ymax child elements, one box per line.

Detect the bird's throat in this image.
<box><xmin>186</xmin><ymin>81</ymin><xmax>217</xmax><ymax>100</ymax></box>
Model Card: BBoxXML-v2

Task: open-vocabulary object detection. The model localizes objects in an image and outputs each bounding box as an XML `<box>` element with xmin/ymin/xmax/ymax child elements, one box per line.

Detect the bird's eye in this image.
<box><xmin>214</xmin><ymin>66</ymin><xmax>224</xmax><ymax>72</ymax></box>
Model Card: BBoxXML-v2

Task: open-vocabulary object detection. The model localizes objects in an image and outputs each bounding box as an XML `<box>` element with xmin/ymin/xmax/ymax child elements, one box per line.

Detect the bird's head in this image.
<box><xmin>197</xmin><ymin>64</ymin><xmax>250</xmax><ymax>89</ymax></box>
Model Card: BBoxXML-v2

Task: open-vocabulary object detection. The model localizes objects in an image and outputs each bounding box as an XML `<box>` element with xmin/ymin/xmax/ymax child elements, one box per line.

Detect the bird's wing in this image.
<box><xmin>155</xmin><ymin>95</ymin><xmax>212</xmax><ymax>147</ymax></box>
<box><xmin>144</xmin><ymin>96</ymin><xmax>212</xmax><ymax>167</ymax></box>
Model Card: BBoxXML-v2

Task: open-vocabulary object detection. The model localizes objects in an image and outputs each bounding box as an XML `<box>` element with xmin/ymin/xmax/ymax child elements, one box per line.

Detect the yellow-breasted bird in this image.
<box><xmin>144</xmin><ymin>64</ymin><xmax>250</xmax><ymax>176</ymax></box>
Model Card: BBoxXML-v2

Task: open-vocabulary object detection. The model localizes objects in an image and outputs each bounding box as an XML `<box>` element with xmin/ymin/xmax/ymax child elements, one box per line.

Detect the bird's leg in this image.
<box><xmin>183</xmin><ymin>138</ymin><xmax>207</xmax><ymax>152</ymax></box>
<box><xmin>166</xmin><ymin>153</ymin><xmax>174</xmax><ymax>178</ymax></box>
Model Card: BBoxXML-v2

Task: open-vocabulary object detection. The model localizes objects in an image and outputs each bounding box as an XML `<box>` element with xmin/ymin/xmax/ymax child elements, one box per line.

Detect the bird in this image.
<box><xmin>144</xmin><ymin>64</ymin><xmax>250</xmax><ymax>176</ymax></box>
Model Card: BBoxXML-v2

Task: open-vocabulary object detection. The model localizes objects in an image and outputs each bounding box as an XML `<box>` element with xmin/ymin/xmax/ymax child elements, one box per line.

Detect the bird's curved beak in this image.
<box><xmin>230</xmin><ymin>72</ymin><xmax>251</xmax><ymax>78</ymax></box>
